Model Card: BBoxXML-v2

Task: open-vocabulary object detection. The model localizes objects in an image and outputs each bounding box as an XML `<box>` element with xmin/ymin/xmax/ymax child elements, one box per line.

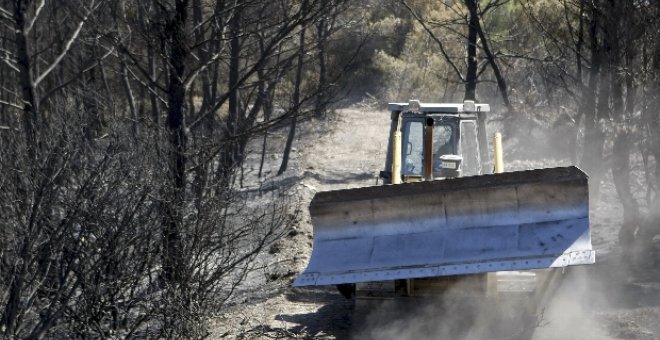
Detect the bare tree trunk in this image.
<box><xmin>13</xmin><ymin>0</ymin><xmax>38</xmax><ymax>156</ymax></box>
<box><xmin>220</xmin><ymin>3</ymin><xmax>242</xmax><ymax>183</ymax></box>
<box><xmin>121</xmin><ymin>61</ymin><xmax>139</xmax><ymax>137</ymax></box>
<box><xmin>580</xmin><ymin>5</ymin><xmax>605</xmax><ymax>199</ymax></box>
<box><xmin>462</xmin><ymin>1</ymin><xmax>490</xmax><ymax>171</ymax></box>
<box><xmin>3</xmin><ymin>2</ymin><xmax>41</xmax><ymax>331</ymax></box>
<box><xmin>465</xmin><ymin>0</ymin><xmax>514</xmax><ymax>116</ymax></box>
<box><xmin>138</xmin><ymin>2</ymin><xmax>161</xmax><ymax>126</ymax></box>
<box><xmin>278</xmin><ymin>14</ymin><xmax>307</xmax><ymax>176</ymax></box>
<box><xmin>256</xmin><ymin>27</ymin><xmax>273</xmax><ymax>179</ymax></box>
<box><xmin>258</xmin><ymin>70</ymin><xmax>271</xmax><ymax>179</ymax></box>
<box><xmin>146</xmin><ymin>49</ymin><xmax>159</xmax><ymax>125</ymax></box>
<box><xmin>1</xmin><ymin>241</ymin><xmax>28</xmax><ymax>336</ymax></box>
<box><xmin>162</xmin><ymin>0</ymin><xmax>189</xmax><ymax>284</ymax></box>
<box><xmin>257</xmin><ymin>56</ymin><xmax>280</xmax><ymax>178</ymax></box>
<box><xmin>464</xmin><ymin>0</ymin><xmax>478</xmax><ymax>102</ymax></box>
<box><xmin>315</xmin><ymin>14</ymin><xmax>328</xmax><ymax>118</ymax></box>
<box><xmin>610</xmin><ymin>0</ymin><xmax>640</xmax><ymax>245</ymax></box>
<box><xmin>568</xmin><ymin>0</ymin><xmax>586</xmax><ymax>164</ymax></box>
<box><xmin>651</xmin><ymin>24</ymin><xmax>660</xmax><ymax>215</ymax></box>
<box><xmin>587</xmin><ymin>66</ymin><xmax>610</xmax><ymax>200</ymax></box>
<box><xmin>192</xmin><ymin>0</ymin><xmax>216</xmax><ymax>131</ymax></box>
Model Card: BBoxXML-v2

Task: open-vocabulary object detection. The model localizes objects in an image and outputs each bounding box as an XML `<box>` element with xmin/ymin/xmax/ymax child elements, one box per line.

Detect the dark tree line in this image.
<box><xmin>0</xmin><ymin>0</ymin><xmax>355</xmax><ymax>338</ymax></box>
<box><xmin>518</xmin><ymin>0</ymin><xmax>660</xmax><ymax>247</ymax></box>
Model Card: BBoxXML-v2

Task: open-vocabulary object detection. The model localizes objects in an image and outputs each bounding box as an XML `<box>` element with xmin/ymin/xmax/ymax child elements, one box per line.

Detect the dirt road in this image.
<box><xmin>211</xmin><ymin>107</ymin><xmax>660</xmax><ymax>339</ymax></box>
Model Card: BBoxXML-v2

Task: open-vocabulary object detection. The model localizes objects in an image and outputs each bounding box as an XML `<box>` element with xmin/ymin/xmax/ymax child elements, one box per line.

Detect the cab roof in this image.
<box><xmin>387</xmin><ymin>102</ymin><xmax>490</xmax><ymax>113</ymax></box>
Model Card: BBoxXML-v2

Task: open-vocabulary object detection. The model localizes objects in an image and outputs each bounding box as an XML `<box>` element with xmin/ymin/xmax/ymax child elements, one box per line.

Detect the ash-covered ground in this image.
<box><xmin>210</xmin><ymin>107</ymin><xmax>660</xmax><ymax>339</ymax></box>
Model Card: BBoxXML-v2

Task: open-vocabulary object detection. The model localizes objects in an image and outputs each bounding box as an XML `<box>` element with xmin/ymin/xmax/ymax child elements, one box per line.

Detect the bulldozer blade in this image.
<box><xmin>294</xmin><ymin>166</ymin><xmax>594</xmax><ymax>287</ymax></box>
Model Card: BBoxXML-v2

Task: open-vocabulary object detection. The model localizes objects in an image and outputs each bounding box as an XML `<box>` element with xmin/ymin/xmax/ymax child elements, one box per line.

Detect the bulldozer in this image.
<box><xmin>294</xmin><ymin>101</ymin><xmax>594</xmax><ymax>338</ymax></box>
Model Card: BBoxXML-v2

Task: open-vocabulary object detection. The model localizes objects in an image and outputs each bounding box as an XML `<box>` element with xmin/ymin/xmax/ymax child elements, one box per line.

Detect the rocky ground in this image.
<box><xmin>210</xmin><ymin>107</ymin><xmax>660</xmax><ymax>339</ymax></box>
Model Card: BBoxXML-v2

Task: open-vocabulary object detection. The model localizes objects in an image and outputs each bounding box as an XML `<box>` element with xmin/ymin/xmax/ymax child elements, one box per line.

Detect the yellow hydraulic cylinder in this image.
<box><xmin>423</xmin><ymin>119</ymin><xmax>434</xmax><ymax>181</ymax></box>
<box><xmin>392</xmin><ymin>113</ymin><xmax>403</xmax><ymax>184</ymax></box>
<box><xmin>494</xmin><ymin>132</ymin><xmax>503</xmax><ymax>174</ymax></box>
<box><xmin>392</xmin><ymin>130</ymin><xmax>402</xmax><ymax>184</ymax></box>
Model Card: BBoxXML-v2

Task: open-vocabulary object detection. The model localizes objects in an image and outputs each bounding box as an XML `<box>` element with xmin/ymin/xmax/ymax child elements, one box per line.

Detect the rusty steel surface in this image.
<box><xmin>294</xmin><ymin>166</ymin><xmax>594</xmax><ymax>287</ymax></box>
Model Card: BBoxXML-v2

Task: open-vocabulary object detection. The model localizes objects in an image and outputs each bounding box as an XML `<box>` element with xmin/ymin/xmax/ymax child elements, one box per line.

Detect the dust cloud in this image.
<box><xmin>351</xmin><ymin>254</ymin><xmax>644</xmax><ymax>340</ymax></box>
<box><xmin>349</xmin><ymin>265</ymin><xmax>625</xmax><ymax>340</ymax></box>
<box><xmin>351</xmin><ymin>294</ymin><xmax>494</xmax><ymax>340</ymax></box>
<box><xmin>531</xmin><ymin>266</ymin><xmax>615</xmax><ymax>340</ymax></box>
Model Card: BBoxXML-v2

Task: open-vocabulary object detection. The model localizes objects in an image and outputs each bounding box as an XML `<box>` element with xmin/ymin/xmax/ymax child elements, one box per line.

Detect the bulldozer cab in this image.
<box><xmin>382</xmin><ymin>101</ymin><xmax>489</xmax><ymax>184</ymax></box>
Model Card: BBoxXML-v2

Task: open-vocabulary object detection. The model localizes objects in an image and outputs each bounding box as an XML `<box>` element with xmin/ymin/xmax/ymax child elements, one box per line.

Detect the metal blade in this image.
<box><xmin>294</xmin><ymin>166</ymin><xmax>594</xmax><ymax>287</ymax></box>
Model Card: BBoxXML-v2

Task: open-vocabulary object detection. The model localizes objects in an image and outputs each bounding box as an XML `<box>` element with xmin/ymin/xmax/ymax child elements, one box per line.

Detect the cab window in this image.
<box><xmin>433</xmin><ymin>124</ymin><xmax>454</xmax><ymax>156</ymax></box>
<box><xmin>402</xmin><ymin>120</ymin><xmax>424</xmax><ymax>176</ymax></box>
<box><xmin>460</xmin><ymin>121</ymin><xmax>481</xmax><ymax>176</ymax></box>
